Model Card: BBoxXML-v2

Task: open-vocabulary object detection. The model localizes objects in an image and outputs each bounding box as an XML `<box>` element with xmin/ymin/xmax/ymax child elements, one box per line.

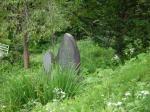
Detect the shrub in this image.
<box><xmin>78</xmin><ymin>40</ymin><xmax>115</xmax><ymax>73</ymax></box>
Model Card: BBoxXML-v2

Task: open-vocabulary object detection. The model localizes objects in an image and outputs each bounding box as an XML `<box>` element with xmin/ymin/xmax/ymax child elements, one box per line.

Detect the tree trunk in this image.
<box><xmin>115</xmin><ymin>0</ymin><xmax>128</xmax><ymax>59</ymax></box>
<box><xmin>23</xmin><ymin>32</ymin><xmax>29</xmax><ymax>69</ymax></box>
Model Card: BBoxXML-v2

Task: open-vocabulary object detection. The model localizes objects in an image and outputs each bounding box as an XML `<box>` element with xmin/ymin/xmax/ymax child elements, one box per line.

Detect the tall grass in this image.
<box><xmin>33</xmin><ymin>53</ymin><xmax>150</xmax><ymax>112</ymax></box>
<box><xmin>1</xmin><ymin>65</ymin><xmax>82</xmax><ymax>112</ymax></box>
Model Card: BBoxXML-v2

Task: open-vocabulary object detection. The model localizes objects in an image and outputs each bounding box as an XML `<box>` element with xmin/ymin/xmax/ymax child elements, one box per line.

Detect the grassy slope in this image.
<box><xmin>32</xmin><ymin>53</ymin><xmax>150</xmax><ymax>112</ymax></box>
<box><xmin>0</xmin><ymin>40</ymin><xmax>149</xmax><ymax>112</ymax></box>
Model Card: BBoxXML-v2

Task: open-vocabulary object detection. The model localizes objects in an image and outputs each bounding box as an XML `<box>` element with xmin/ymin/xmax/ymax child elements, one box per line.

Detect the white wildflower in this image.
<box><xmin>136</xmin><ymin>90</ymin><xmax>150</xmax><ymax>98</ymax></box>
<box><xmin>136</xmin><ymin>93</ymin><xmax>142</xmax><ymax>98</ymax></box>
<box><xmin>53</xmin><ymin>88</ymin><xmax>66</xmax><ymax>100</ymax></box>
<box><xmin>141</xmin><ymin>90</ymin><xmax>149</xmax><ymax>95</ymax></box>
<box><xmin>113</xmin><ymin>55</ymin><xmax>119</xmax><ymax>60</ymax></box>
<box><xmin>101</xmin><ymin>94</ymin><xmax>104</xmax><ymax>97</ymax></box>
<box><xmin>60</xmin><ymin>91</ymin><xmax>66</xmax><ymax>99</ymax></box>
<box><xmin>125</xmin><ymin>91</ymin><xmax>131</xmax><ymax>97</ymax></box>
<box><xmin>122</xmin><ymin>97</ymin><xmax>127</xmax><ymax>101</ymax></box>
<box><xmin>53</xmin><ymin>88</ymin><xmax>60</xmax><ymax>93</ymax></box>
<box><xmin>107</xmin><ymin>101</ymin><xmax>122</xmax><ymax>107</ymax></box>
<box><xmin>60</xmin><ymin>91</ymin><xmax>65</xmax><ymax>95</ymax></box>
<box><xmin>125</xmin><ymin>52</ymin><xmax>128</xmax><ymax>55</ymax></box>
<box><xmin>52</xmin><ymin>99</ymin><xmax>58</xmax><ymax>102</ymax></box>
<box><xmin>107</xmin><ymin>102</ymin><xmax>113</xmax><ymax>106</ymax></box>
<box><xmin>114</xmin><ymin>101</ymin><xmax>122</xmax><ymax>107</ymax></box>
<box><xmin>129</xmin><ymin>48</ymin><xmax>134</xmax><ymax>54</ymax></box>
<box><xmin>2</xmin><ymin>105</ymin><xmax>6</xmax><ymax>108</ymax></box>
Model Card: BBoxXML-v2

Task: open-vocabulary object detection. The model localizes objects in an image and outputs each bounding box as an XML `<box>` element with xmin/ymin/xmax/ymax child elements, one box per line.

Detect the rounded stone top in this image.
<box><xmin>64</xmin><ymin>33</ymin><xmax>73</xmax><ymax>38</ymax></box>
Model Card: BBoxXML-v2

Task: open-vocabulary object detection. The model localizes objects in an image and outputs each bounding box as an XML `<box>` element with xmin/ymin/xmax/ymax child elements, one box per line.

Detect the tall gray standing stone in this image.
<box><xmin>57</xmin><ymin>33</ymin><xmax>80</xmax><ymax>70</ymax></box>
<box><xmin>43</xmin><ymin>51</ymin><xmax>54</xmax><ymax>73</ymax></box>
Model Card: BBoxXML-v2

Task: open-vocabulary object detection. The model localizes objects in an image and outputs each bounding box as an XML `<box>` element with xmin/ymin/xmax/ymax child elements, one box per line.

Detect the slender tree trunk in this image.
<box><xmin>23</xmin><ymin>0</ymin><xmax>30</xmax><ymax>69</ymax></box>
<box><xmin>23</xmin><ymin>32</ymin><xmax>29</xmax><ymax>69</ymax></box>
<box><xmin>116</xmin><ymin>0</ymin><xmax>128</xmax><ymax>59</ymax></box>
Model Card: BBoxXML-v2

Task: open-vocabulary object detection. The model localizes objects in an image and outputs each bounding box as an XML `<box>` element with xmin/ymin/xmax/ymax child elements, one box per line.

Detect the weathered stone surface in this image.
<box><xmin>57</xmin><ymin>33</ymin><xmax>80</xmax><ymax>70</ymax></box>
<box><xmin>0</xmin><ymin>51</ymin><xmax>4</xmax><ymax>59</ymax></box>
<box><xmin>43</xmin><ymin>51</ymin><xmax>54</xmax><ymax>73</ymax></box>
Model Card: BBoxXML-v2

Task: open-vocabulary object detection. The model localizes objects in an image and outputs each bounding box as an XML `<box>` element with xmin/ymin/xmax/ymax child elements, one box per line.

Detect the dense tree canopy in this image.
<box><xmin>0</xmin><ymin>0</ymin><xmax>150</xmax><ymax>64</ymax></box>
<box><xmin>0</xmin><ymin>0</ymin><xmax>69</xmax><ymax>65</ymax></box>
<box><xmin>65</xmin><ymin>0</ymin><xmax>150</xmax><ymax>59</ymax></box>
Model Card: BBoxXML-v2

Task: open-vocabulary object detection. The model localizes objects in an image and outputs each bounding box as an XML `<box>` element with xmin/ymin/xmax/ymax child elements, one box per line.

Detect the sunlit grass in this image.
<box><xmin>0</xmin><ymin>65</ymin><xmax>82</xmax><ymax>112</ymax></box>
<box><xmin>32</xmin><ymin>53</ymin><xmax>150</xmax><ymax>112</ymax></box>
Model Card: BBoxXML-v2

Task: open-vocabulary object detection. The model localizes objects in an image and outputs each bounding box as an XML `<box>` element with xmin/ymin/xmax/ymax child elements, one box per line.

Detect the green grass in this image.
<box><xmin>78</xmin><ymin>40</ymin><xmax>115</xmax><ymax>73</ymax></box>
<box><xmin>32</xmin><ymin>53</ymin><xmax>150</xmax><ymax>112</ymax></box>
<box><xmin>1</xmin><ymin>39</ymin><xmax>149</xmax><ymax>112</ymax></box>
<box><xmin>0</xmin><ymin>65</ymin><xmax>82</xmax><ymax>112</ymax></box>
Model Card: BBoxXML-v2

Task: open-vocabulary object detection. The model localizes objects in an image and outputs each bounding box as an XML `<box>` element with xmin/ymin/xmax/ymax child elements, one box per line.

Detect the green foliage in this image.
<box><xmin>0</xmin><ymin>0</ymin><xmax>150</xmax><ymax>111</ymax></box>
<box><xmin>32</xmin><ymin>53</ymin><xmax>150</xmax><ymax>112</ymax></box>
<box><xmin>63</xmin><ymin>0</ymin><xmax>150</xmax><ymax>59</ymax></box>
<box><xmin>0</xmin><ymin>65</ymin><xmax>82</xmax><ymax>112</ymax></box>
<box><xmin>1</xmin><ymin>0</ymin><xmax>149</xmax><ymax>63</ymax></box>
<box><xmin>1</xmin><ymin>0</ymin><xmax>69</xmax><ymax>40</ymax></box>
<box><xmin>78</xmin><ymin>40</ymin><xmax>115</xmax><ymax>73</ymax></box>
<box><xmin>0</xmin><ymin>0</ymin><xmax>69</xmax><ymax>63</ymax></box>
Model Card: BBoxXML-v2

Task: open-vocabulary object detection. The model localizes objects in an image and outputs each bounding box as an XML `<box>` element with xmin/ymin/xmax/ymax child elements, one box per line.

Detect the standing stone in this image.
<box><xmin>0</xmin><ymin>51</ymin><xmax>4</xmax><ymax>59</ymax></box>
<box><xmin>43</xmin><ymin>51</ymin><xmax>54</xmax><ymax>73</ymax></box>
<box><xmin>57</xmin><ymin>33</ymin><xmax>80</xmax><ymax>70</ymax></box>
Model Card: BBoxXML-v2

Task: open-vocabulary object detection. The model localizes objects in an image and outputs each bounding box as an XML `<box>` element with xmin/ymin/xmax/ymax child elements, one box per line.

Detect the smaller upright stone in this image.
<box><xmin>0</xmin><ymin>51</ymin><xmax>4</xmax><ymax>59</ymax></box>
<box><xmin>43</xmin><ymin>51</ymin><xmax>54</xmax><ymax>73</ymax></box>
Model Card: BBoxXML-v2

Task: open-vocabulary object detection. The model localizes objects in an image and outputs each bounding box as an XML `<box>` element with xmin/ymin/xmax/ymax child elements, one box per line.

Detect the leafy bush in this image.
<box><xmin>0</xmin><ymin>66</ymin><xmax>82</xmax><ymax>112</ymax></box>
<box><xmin>78</xmin><ymin>40</ymin><xmax>115</xmax><ymax>73</ymax></box>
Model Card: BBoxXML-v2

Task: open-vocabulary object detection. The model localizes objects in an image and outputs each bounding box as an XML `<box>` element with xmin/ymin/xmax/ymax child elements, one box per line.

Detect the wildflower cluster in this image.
<box><xmin>112</xmin><ymin>54</ymin><xmax>120</xmax><ymax>65</ymax></box>
<box><xmin>136</xmin><ymin>90</ymin><xmax>150</xmax><ymax>99</ymax></box>
<box><xmin>106</xmin><ymin>90</ymin><xmax>150</xmax><ymax>110</ymax></box>
<box><xmin>129</xmin><ymin>48</ymin><xmax>134</xmax><ymax>54</ymax></box>
<box><xmin>112</xmin><ymin>55</ymin><xmax>119</xmax><ymax>61</ymax></box>
<box><xmin>1</xmin><ymin>105</ymin><xmax>6</xmax><ymax>109</ymax></box>
<box><xmin>125</xmin><ymin>48</ymin><xmax>135</xmax><ymax>57</ymax></box>
<box><xmin>107</xmin><ymin>101</ymin><xmax>123</xmax><ymax>107</ymax></box>
<box><xmin>53</xmin><ymin>88</ymin><xmax>66</xmax><ymax>101</ymax></box>
<box><xmin>125</xmin><ymin>91</ymin><xmax>131</xmax><ymax>97</ymax></box>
